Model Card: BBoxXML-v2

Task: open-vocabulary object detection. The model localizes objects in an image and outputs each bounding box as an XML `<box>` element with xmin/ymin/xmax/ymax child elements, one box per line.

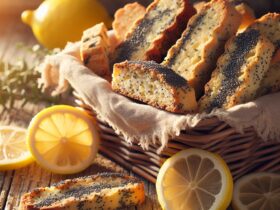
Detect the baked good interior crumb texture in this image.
<box><xmin>247</xmin><ymin>13</ymin><xmax>280</xmax><ymax>96</ymax></box>
<box><xmin>19</xmin><ymin>173</ymin><xmax>145</xmax><ymax>210</ymax></box>
<box><xmin>248</xmin><ymin>13</ymin><xmax>280</xmax><ymax>48</ymax></box>
<box><xmin>162</xmin><ymin>0</ymin><xmax>241</xmax><ymax>98</ymax></box>
<box><xmin>80</xmin><ymin>23</ymin><xmax>111</xmax><ymax>79</ymax></box>
<box><xmin>111</xmin><ymin>0</ymin><xmax>195</xmax><ymax>64</ymax></box>
<box><xmin>199</xmin><ymin>29</ymin><xmax>275</xmax><ymax>112</ymax></box>
<box><xmin>112</xmin><ymin>61</ymin><xmax>198</xmax><ymax>114</ymax></box>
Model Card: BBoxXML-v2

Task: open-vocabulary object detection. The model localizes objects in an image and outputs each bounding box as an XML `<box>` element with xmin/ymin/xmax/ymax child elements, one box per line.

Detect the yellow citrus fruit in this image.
<box><xmin>27</xmin><ymin>105</ymin><xmax>100</xmax><ymax>174</ymax></box>
<box><xmin>21</xmin><ymin>0</ymin><xmax>112</xmax><ymax>49</ymax></box>
<box><xmin>0</xmin><ymin>126</ymin><xmax>33</xmax><ymax>170</ymax></box>
<box><xmin>156</xmin><ymin>148</ymin><xmax>233</xmax><ymax>210</ymax></box>
<box><xmin>233</xmin><ymin>172</ymin><xmax>280</xmax><ymax>210</ymax></box>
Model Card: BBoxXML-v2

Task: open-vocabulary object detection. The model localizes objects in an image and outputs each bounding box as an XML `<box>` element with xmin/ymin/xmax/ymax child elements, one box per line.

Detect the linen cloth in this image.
<box><xmin>38</xmin><ymin>42</ymin><xmax>280</xmax><ymax>151</ymax></box>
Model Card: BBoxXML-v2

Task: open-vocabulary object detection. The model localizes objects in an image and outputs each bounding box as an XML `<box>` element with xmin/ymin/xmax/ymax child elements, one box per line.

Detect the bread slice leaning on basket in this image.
<box><xmin>246</xmin><ymin>13</ymin><xmax>280</xmax><ymax>96</ymax></box>
<box><xmin>199</xmin><ymin>29</ymin><xmax>275</xmax><ymax>112</ymax></box>
<box><xmin>112</xmin><ymin>60</ymin><xmax>197</xmax><ymax>114</ymax></box>
<box><xmin>162</xmin><ymin>0</ymin><xmax>241</xmax><ymax>98</ymax></box>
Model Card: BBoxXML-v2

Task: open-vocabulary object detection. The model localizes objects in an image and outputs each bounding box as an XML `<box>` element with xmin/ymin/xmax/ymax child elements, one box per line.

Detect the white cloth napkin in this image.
<box><xmin>38</xmin><ymin>42</ymin><xmax>280</xmax><ymax>151</ymax></box>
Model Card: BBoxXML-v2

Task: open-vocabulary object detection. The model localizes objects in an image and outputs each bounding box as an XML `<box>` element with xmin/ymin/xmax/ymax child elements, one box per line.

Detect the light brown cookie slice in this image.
<box><xmin>162</xmin><ymin>0</ymin><xmax>241</xmax><ymax>98</ymax></box>
<box><xmin>112</xmin><ymin>61</ymin><xmax>197</xmax><ymax>114</ymax></box>
<box><xmin>80</xmin><ymin>23</ymin><xmax>111</xmax><ymax>79</ymax></box>
<box><xmin>112</xmin><ymin>0</ymin><xmax>196</xmax><ymax>64</ymax></box>
<box><xmin>248</xmin><ymin>13</ymin><xmax>280</xmax><ymax>95</ymax></box>
<box><xmin>199</xmin><ymin>29</ymin><xmax>275</xmax><ymax>112</ymax></box>
<box><xmin>112</xmin><ymin>2</ymin><xmax>146</xmax><ymax>42</ymax></box>
<box><xmin>19</xmin><ymin>173</ymin><xmax>145</xmax><ymax>210</ymax></box>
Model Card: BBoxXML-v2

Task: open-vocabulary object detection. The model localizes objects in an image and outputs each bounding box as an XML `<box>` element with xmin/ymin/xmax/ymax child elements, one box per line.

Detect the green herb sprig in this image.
<box><xmin>0</xmin><ymin>44</ymin><xmax>65</xmax><ymax>112</ymax></box>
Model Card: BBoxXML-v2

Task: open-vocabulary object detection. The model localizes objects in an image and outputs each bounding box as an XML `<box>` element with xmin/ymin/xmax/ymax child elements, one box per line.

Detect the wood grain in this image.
<box><xmin>0</xmin><ymin>11</ymin><xmax>161</xmax><ymax>210</ymax></box>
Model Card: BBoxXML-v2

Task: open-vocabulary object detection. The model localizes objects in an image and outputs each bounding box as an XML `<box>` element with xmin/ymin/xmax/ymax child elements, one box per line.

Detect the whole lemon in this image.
<box><xmin>21</xmin><ymin>0</ymin><xmax>112</xmax><ymax>49</ymax></box>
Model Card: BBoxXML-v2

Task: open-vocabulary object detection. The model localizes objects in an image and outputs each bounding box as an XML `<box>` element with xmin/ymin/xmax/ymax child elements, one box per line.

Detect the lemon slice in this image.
<box><xmin>0</xmin><ymin>126</ymin><xmax>33</xmax><ymax>170</ymax></box>
<box><xmin>156</xmin><ymin>148</ymin><xmax>233</xmax><ymax>210</ymax></box>
<box><xmin>232</xmin><ymin>173</ymin><xmax>280</xmax><ymax>210</ymax></box>
<box><xmin>27</xmin><ymin>105</ymin><xmax>100</xmax><ymax>174</ymax></box>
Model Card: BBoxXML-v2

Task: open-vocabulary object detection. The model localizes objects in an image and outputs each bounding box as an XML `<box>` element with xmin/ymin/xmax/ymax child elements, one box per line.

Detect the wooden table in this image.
<box><xmin>0</xmin><ymin>10</ymin><xmax>161</xmax><ymax>210</ymax></box>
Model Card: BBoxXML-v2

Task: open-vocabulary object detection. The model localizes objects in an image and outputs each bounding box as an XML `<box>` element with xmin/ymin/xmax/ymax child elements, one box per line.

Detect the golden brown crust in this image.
<box><xmin>199</xmin><ymin>29</ymin><xmax>275</xmax><ymax>112</ymax></box>
<box><xmin>80</xmin><ymin>23</ymin><xmax>111</xmax><ymax>80</ymax></box>
<box><xmin>235</xmin><ymin>3</ymin><xmax>256</xmax><ymax>32</ymax></box>
<box><xmin>193</xmin><ymin>1</ymin><xmax>206</xmax><ymax>13</ymax></box>
<box><xmin>163</xmin><ymin>0</ymin><xmax>241</xmax><ymax>98</ymax></box>
<box><xmin>112</xmin><ymin>0</ymin><xmax>196</xmax><ymax>64</ymax></box>
<box><xmin>248</xmin><ymin>13</ymin><xmax>280</xmax><ymax>47</ymax></box>
<box><xmin>112</xmin><ymin>61</ymin><xmax>197</xmax><ymax>113</ymax></box>
<box><xmin>19</xmin><ymin>173</ymin><xmax>145</xmax><ymax>210</ymax></box>
<box><xmin>112</xmin><ymin>2</ymin><xmax>146</xmax><ymax>41</ymax></box>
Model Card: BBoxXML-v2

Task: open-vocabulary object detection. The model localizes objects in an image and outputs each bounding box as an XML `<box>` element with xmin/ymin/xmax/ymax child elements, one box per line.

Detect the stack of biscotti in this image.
<box><xmin>112</xmin><ymin>0</ymin><xmax>196</xmax><ymax>64</ymax></box>
<box><xmin>111</xmin><ymin>0</ymin><xmax>242</xmax><ymax>114</ymax></box>
<box><xmin>78</xmin><ymin>0</ymin><xmax>280</xmax><ymax>114</ymax></box>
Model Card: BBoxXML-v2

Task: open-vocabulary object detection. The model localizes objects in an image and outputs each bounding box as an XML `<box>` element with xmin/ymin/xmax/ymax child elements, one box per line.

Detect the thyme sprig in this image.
<box><xmin>0</xmin><ymin>44</ymin><xmax>63</xmax><ymax>111</ymax></box>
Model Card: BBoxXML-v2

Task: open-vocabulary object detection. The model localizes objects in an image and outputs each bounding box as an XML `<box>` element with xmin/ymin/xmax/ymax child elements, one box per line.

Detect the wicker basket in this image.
<box><xmin>74</xmin><ymin>93</ymin><xmax>280</xmax><ymax>183</ymax></box>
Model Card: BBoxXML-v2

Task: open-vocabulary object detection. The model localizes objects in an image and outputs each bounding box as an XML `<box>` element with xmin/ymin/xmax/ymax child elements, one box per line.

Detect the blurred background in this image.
<box><xmin>0</xmin><ymin>0</ymin><xmax>279</xmax><ymax>125</ymax></box>
<box><xmin>0</xmin><ymin>0</ymin><xmax>279</xmax><ymax>47</ymax></box>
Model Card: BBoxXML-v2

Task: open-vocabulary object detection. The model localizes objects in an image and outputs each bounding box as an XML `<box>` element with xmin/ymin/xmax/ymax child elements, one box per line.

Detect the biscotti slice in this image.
<box><xmin>112</xmin><ymin>61</ymin><xmax>197</xmax><ymax>113</ymax></box>
<box><xmin>248</xmin><ymin>13</ymin><xmax>280</xmax><ymax>48</ymax></box>
<box><xmin>162</xmin><ymin>0</ymin><xmax>241</xmax><ymax>98</ymax></box>
<box><xmin>199</xmin><ymin>29</ymin><xmax>275</xmax><ymax>112</ymax></box>
<box><xmin>247</xmin><ymin>13</ymin><xmax>280</xmax><ymax>95</ymax></box>
<box><xmin>19</xmin><ymin>173</ymin><xmax>145</xmax><ymax>210</ymax></box>
<box><xmin>80</xmin><ymin>23</ymin><xmax>111</xmax><ymax>79</ymax></box>
<box><xmin>113</xmin><ymin>2</ymin><xmax>146</xmax><ymax>41</ymax></box>
<box><xmin>112</xmin><ymin>0</ymin><xmax>195</xmax><ymax>64</ymax></box>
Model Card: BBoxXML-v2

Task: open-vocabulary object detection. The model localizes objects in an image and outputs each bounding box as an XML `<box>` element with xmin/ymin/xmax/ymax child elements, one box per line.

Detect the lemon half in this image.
<box><xmin>27</xmin><ymin>105</ymin><xmax>100</xmax><ymax>174</ymax></box>
<box><xmin>233</xmin><ymin>172</ymin><xmax>280</xmax><ymax>210</ymax></box>
<box><xmin>156</xmin><ymin>149</ymin><xmax>233</xmax><ymax>210</ymax></box>
<box><xmin>0</xmin><ymin>126</ymin><xmax>33</xmax><ymax>171</ymax></box>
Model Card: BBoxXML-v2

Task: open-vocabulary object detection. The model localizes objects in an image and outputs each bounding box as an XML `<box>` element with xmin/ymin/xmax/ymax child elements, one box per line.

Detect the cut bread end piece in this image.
<box><xmin>162</xmin><ymin>0</ymin><xmax>241</xmax><ymax>98</ymax></box>
<box><xmin>19</xmin><ymin>173</ymin><xmax>145</xmax><ymax>210</ymax></box>
<box><xmin>112</xmin><ymin>61</ymin><xmax>197</xmax><ymax>114</ymax></box>
<box><xmin>80</xmin><ymin>23</ymin><xmax>111</xmax><ymax>80</ymax></box>
<box><xmin>199</xmin><ymin>29</ymin><xmax>275</xmax><ymax>112</ymax></box>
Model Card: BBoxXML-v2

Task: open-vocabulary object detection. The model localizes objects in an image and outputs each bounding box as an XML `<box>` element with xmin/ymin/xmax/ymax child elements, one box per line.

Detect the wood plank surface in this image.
<box><xmin>0</xmin><ymin>7</ymin><xmax>161</xmax><ymax>210</ymax></box>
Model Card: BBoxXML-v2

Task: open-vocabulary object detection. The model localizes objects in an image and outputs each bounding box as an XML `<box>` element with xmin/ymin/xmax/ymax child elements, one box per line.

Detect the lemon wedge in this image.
<box><xmin>156</xmin><ymin>148</ymin><xmax>233</xmax><ymax>210</ymax></box>
<box><xmin>27</xmin><ymin>105</ymin><xmax>100</xmax><ymax>174</ymax></box>
<box><xmin>232</xmin><ymin>172</ymin><xmax>280</xmax><ymax>210</ymax></box>
<box><xmin>0</xmin><ymin>126</ymin><xmax>33</xmax><ymax>170</ymax></box>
